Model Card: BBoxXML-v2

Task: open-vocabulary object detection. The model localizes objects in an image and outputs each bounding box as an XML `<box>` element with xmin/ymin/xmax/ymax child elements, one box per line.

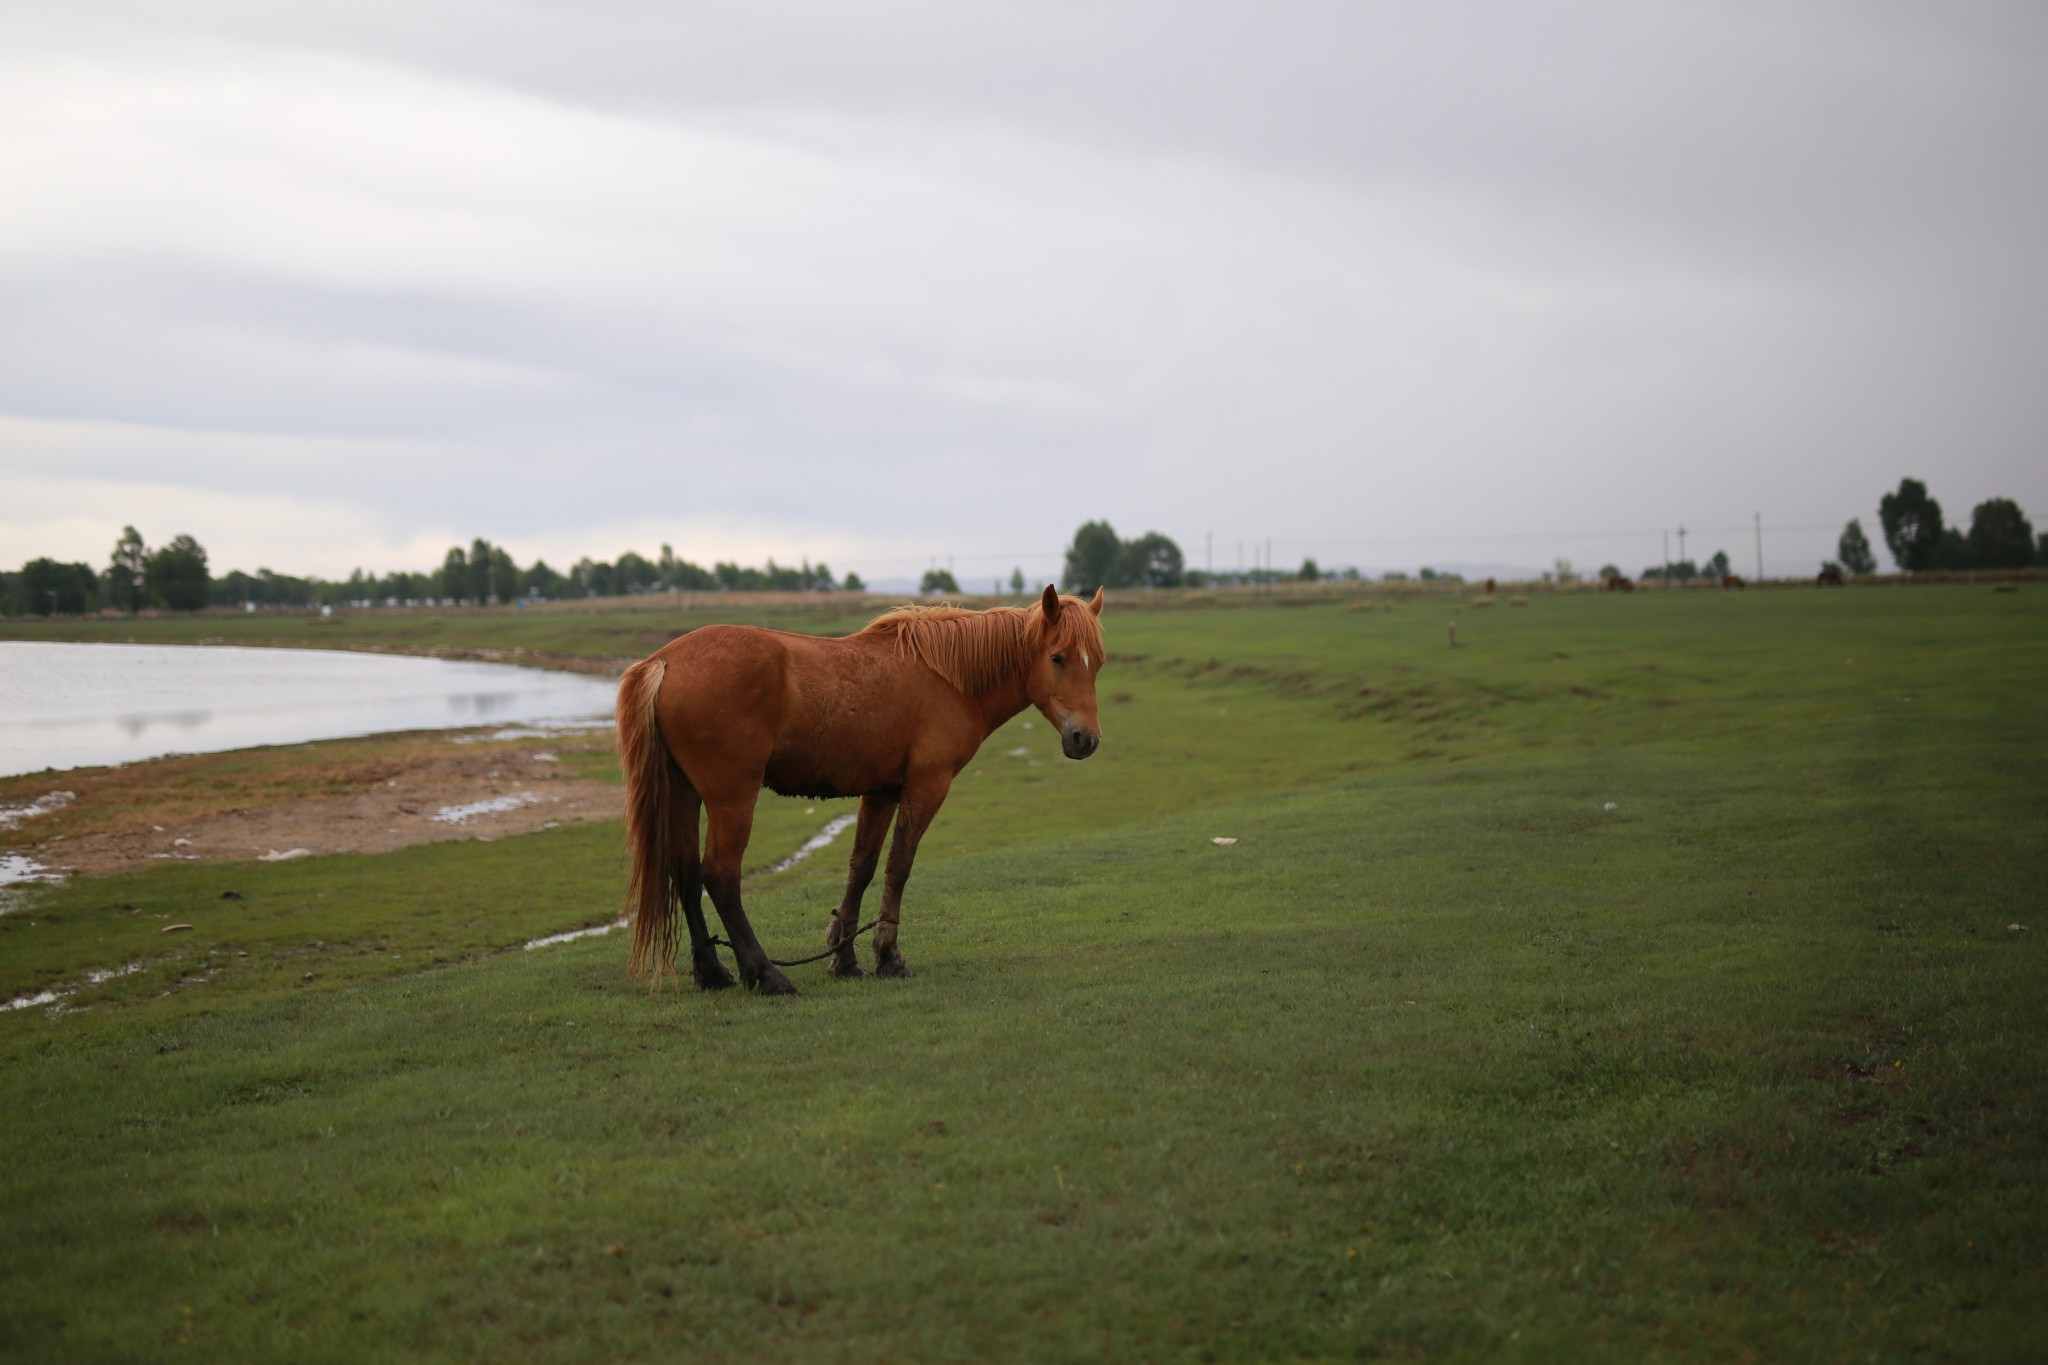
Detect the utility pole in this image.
<box><xmin>1663</xmin><ymin>531</ymin><xmax>1670</xmax><ymax>589</ymax></box>
<box><xmin>1677</xmin><ymin>524</ymin><xmax>1687</xmax><ymax>578</ymax></box>
<box><xmin>1754</xmin><ymin>512</ymin><xmax>1763</xmax><ymax>582</ymax></box>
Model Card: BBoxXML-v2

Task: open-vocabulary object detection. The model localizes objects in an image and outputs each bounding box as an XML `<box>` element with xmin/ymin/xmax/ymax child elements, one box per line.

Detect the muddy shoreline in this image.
<box><xmin>1</xmin><ymin>731</ymin><xmax>622</xmax><ymax>884</ymax></box>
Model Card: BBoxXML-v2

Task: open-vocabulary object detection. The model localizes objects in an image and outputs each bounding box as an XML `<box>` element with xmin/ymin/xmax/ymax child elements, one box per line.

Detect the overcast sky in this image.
<box><xmin>3</xmin><ymin>0</ymin><xmax>2044</xmax><ymax>586</ymax></box>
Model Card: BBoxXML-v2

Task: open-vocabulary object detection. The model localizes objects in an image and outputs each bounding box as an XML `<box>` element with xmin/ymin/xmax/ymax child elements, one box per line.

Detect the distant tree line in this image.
<box><xmin>1617</xmin><ymin>481</ymin><xmax>2044</xmax><ymax>585</ymax></box>
<box><xmin>3</xmin><ymin>526</ymin><xmax>213</xmax><ymax>617</ymax></box>
<box><xmin>1825</xmin><ymin>480</ymin><xmax>2046</xmax><ymax>577</ymax></box>
<box><xmin>1806</xmin><ymin>481</ymin><xmax>2044</xmax><ymax>580</ymax></box>
<box><xmin>1638</xmin><ymin>549</ymin><xmax>1732</xmax><ymax>584</ymax></box>
<box><xmin>1061</xmin><ymin>521</ymin><xmax>1189</xmax><ymax>592</ymax></box>
<box><xmin>2</xmin><ymin>529</ymin><xmax>865</xmax><ymax>617</ymax></box>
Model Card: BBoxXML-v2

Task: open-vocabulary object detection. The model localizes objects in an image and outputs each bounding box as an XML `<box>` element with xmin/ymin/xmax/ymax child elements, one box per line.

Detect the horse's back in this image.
<box><xmin>649</xmin><ymin>626</ymin><xmax>951</xmax><ymax>798</ymax></box>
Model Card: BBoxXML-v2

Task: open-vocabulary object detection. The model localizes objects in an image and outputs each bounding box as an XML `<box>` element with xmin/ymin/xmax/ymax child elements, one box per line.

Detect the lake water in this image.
<box><xmin>0</xmin><ymin>641</ymin><xmax>618</xmax><ymax>777</ymax></box>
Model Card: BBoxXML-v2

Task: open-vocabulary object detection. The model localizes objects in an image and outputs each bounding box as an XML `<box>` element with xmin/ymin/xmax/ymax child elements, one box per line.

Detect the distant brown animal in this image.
<box><xmin>1817</xmin><ymin>567</ymin><xmax>1844</xmax><ymax>587</ymax></box>
<box><xmin>1722</xmin><ymin>574</ymin><xmax>1745</xmax><ymax>589</ymax></box>
<box><xmin>1604</xmin><ymin>574</ymin><xmax>1633</xmax><ymax>592</ymax></box>
<box><xmin>616</xmin><ymin>586</ymin><xmax>1107</xmax><ymax>994</ymax></box>
<box><xmin>1484</xmin><ymin>577</ymin><xmax>1496</xmax><ymax>596</ymax></box>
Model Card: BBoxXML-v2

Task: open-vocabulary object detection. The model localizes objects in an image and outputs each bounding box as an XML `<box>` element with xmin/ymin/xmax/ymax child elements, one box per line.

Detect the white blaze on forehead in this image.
<box><xmin>1083</xmin><ymin>650</ymin><xmax>1090</xmax><ymax>668</ymax></box>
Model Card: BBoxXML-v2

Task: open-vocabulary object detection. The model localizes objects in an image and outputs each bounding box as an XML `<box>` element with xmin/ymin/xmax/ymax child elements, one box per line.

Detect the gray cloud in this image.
<box><xmin>3</xmin><ymin>1</ymin><xmax>2044</xmax><ymax>581</ymax></box>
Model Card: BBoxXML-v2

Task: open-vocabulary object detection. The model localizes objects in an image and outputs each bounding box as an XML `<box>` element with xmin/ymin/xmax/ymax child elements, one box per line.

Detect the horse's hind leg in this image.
<box><xmin>673</xmin><ymin>780</ymin><xmax>734</xmax><ymax>990</ymax></box>
<box><xmin>702</xmin><ymin>795</ymin><xmax>798</xmax><ymax>996</ymax></box>
<box><xmin>826</xmin><ymin>793</ymin><xmax>898</xmax><ymax>978</ymax></box>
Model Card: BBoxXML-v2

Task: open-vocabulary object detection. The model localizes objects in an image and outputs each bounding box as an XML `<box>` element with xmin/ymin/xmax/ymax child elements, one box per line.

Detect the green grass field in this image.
<box><xmin>3</xmin><ymin>586</ymin><xmax>2044</xmax><ymax>1361</ymax></box>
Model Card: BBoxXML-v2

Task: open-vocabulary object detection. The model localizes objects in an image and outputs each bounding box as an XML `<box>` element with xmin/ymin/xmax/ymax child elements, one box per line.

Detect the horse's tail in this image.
<box><xmin>617</xmin><ymin>655</ymin><xmax>679</xmax><ymax>982</ymax></box>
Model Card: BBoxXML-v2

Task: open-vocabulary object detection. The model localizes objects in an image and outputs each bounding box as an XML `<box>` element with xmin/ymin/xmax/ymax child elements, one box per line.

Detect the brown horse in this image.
<box><xmin>616</xmin><ymin>585</ymin><xmax>1107</xmax><ymax>995</ymax></box>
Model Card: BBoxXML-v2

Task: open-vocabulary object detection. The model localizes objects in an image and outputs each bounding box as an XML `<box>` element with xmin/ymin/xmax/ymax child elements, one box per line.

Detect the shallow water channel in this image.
<box><xmin>0</xmin><ymin>641</ymin><xmax>617</xmax><ymax>779</ymax></box>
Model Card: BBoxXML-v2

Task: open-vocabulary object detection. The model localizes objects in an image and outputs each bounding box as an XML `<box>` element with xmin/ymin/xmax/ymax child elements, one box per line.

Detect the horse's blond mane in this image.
<box><xmin>859</xmin><ymin>598</ymin><xmax>1104</xmax><ymax>697</ymax></box>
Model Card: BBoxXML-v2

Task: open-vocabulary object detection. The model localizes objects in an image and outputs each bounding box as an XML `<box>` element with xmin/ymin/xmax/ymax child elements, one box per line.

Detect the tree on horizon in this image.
<box><xmin>1967</xmin><ymin>497</ymin><xmax>2035</xmax><ymax>570</ymax></box>
<box><xmin>1838</xmin><ymin>519</ymin><xmax>1877</xmax><ymax>576</ymax></box>
<box><xmin>143</xmin><ymin>534</ymin><xmax>210</xmax><ymax>610</ymax></box>
<box><xmin>1878</xmin><ymin>478</ymin><xmax>1944</xmax><ymax>572</ymax></box>
<box><xmin>106</xmin><ymin>525</ymin><xmax>147</xmax><ymax>614</ymax></box>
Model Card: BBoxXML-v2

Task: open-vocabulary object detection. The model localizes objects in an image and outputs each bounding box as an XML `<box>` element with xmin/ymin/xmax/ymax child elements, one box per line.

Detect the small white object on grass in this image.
<box><xmin>1604</xmin><ymin>802</ymin><xmax>1617</xmax><ymax>811</ymax></box>
<box><xmin>259</xmin><ymin>848</ymin><xmax>313</xmax><ymax>862</ymax></box>
<box><xmin>1211</xmin><ymin>837</ymin><xmax>1238</xmax><ymax>845</ymax></box>
<box><xmin>2010</xmin><ymin>923</ymin><xmax>2028</xmax><ymax>933</ymax></box>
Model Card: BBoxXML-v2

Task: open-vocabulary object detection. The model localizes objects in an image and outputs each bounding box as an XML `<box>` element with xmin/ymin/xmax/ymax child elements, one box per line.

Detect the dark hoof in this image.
<box><xmin>825</xmin><ymin>915</ymin><xmax>866</xmax><ymax>978</ymax></box>
<box><xmin>693</xmin><ymin>959</ymin><xmax>737</xmax><ymax>991</ymax></box>
<box><xmin>874</xmin><ymin>957</ymin><xmax>913</xmax><ymax>979</ymax></box>
<box><xmin>751</xmin><ymin>967</ymin><xmax>800</xmax><ymax>996</ymax></box>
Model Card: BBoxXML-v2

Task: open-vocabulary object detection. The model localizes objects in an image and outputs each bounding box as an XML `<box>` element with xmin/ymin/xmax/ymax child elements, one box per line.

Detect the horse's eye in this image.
<box><xmin>1051</xmin><ymin>652</ymin><xmax>1066</xmax><ymax>668</ymax></box>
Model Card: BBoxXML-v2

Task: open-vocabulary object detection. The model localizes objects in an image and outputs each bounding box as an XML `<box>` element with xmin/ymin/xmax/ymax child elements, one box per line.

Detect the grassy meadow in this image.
<box><xmin>2</xmin><ymin>585</ymin><xmax>2044</xmax><ymax>1361</ymax></box>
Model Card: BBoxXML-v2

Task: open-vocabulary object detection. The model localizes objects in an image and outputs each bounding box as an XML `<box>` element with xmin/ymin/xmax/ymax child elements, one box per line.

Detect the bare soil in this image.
<box><xmin>5</xmin><ymin>739</ymin><xmax>621</xmax><ymax>879</ymax></box>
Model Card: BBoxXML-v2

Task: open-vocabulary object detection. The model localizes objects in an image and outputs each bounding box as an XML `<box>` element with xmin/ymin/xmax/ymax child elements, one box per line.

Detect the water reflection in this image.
<box><xmin>449</xmin><ymin>691</ymin><xmax>521</xmax><ymax>717</ymax></box>
<box><xmin>116</xmin><ymin>710</ymin><xmax>214</xmax><ymax>737</ymax></box>
<box><xmin>0</xmin><ymin>642</ymin><xmax>617</xmax><ymax>776</ymax></box>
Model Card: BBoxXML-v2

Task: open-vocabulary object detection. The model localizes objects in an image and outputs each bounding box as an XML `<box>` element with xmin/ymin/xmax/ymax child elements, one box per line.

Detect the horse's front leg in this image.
<box><xmin>826</xmin><ymin>792</ymin><xmax>898</xmax><ymax>978</ymax></box>
<box><xmin>872</xmin><ymin>772</ymin><xmax>953</xmax><ymax>978</ymax></box>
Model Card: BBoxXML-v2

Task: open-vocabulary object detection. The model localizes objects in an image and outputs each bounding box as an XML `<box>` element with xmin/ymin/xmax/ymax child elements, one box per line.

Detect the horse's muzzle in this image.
<box><xmin>1061</xmin><ymin>729</ymin><xmax>1100</xmax><ymax>760</ymax></box>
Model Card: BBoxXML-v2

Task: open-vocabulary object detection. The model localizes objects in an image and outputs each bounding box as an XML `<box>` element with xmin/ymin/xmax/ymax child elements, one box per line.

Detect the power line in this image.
<box><xmin>848</xmin><ymin>522</ymin><xmax>1841</xmax><ymax>568</ymax></box>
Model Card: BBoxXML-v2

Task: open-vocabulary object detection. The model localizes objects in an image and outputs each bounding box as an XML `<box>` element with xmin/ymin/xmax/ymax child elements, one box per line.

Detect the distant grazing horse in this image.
<box><xmin>1604</xmin><ymin>574</ymin><xmax>1634</xmax><ymax>592</ymax></box>
<box><xmin>1817</xmin><ymin>566</ymin><xmax>1844</xmax><ymax>587</ymax></box>
<box><xmin>1721</xmin><ymin>574</ymin><xmax>1745</xmax><ymax>589</ymax></box>
<box><xmin>616</xmin><ymin>586</ymin><xmax>1107</xmax><ymax>994</ymax></box>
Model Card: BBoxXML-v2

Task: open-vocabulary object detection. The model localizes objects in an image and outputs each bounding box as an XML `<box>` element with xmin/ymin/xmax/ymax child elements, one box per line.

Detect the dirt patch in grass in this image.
<box><xmin>2</xmin><ymin>732</ymin><xmax>621</xmax><ymax>879</ymax></box>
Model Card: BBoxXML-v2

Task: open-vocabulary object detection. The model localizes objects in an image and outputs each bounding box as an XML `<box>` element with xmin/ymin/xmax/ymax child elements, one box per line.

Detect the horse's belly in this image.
<box><xmin>762</xmin><ymin>717</ymin><xmax>905</xmax><ymax>801</ymax></box>
<box><xmin>762</xmin><ymin>751</ymin><xmax>896</xmax><ymax>801</ymax></box>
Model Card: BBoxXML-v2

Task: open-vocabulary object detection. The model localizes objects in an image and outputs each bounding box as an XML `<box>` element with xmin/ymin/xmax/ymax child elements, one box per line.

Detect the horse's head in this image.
<box><xmin>1030</xmin><ymin>584</ymin><xmax>1106</xmax><ymax>760</ymax></box>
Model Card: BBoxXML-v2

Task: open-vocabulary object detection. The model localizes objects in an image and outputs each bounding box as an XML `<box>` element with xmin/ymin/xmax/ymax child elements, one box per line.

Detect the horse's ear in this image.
<box><xmin>1088</xmin><ymin>586</ymin><xmax>1104</xmax><ymax>616</ymax></box>
<box><xmin>1040</xmin><ymin>584</ymin><xmax>1061</xmax><ymax>623</ymax></box>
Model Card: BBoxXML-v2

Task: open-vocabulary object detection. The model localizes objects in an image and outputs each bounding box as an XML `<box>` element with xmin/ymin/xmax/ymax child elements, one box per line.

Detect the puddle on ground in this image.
<box><xmin>455</xmin><ymin>719</ymin><xmax>612</xmax><ymax>744</ymax></box>
<box><xmin>0</xmin><ymin>853</ymin><xmax>61</xmax><ymax>893</ymax></box>
<box><xmin>432</xmin><ymin>792</ymin><xmax>540</xmax><ymax>824</ymax></box>
<box><xmin>764</xmin><ymin>812</ymin><xmax>858</xmax><ymax>875</ymax></box>
<box><xmin>0</xmin><ymin>791</ymin><xmax>75</xmax><ymax>831</ymax></box>
<box><xmin>523</xmin><ymin>919</ymin><xmax>627</xmax><ymax>951</ymax></box>
<box><xmin>1</xmin><ymin>960</ymin><xmax>142</xmax><ymax>1014</ymax></box>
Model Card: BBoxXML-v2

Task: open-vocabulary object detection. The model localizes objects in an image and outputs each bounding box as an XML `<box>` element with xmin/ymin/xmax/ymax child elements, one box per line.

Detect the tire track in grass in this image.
<box><xmin>0</xmin><ymin>812</ymin><xmax>864</xmax><ymax>1012</ymax></box>
<box><xmin>519</xmin><ymin>810</ymin><xmax>859</xmax><ymax>950</ymax></box>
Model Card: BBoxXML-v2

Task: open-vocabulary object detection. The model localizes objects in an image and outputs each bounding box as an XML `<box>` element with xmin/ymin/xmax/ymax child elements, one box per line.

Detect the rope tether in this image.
<box><xmin>708</xmin><ymin>916</ymin><xmax>879</xmax><ymax>968</ymax></box>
